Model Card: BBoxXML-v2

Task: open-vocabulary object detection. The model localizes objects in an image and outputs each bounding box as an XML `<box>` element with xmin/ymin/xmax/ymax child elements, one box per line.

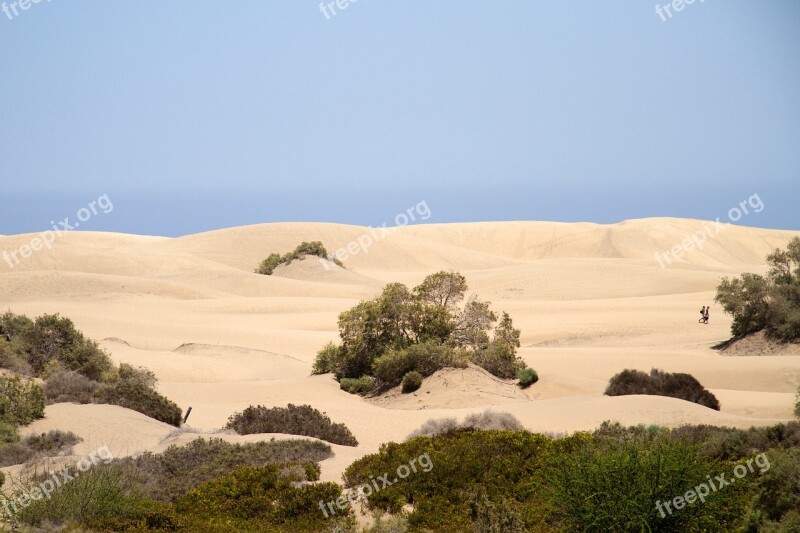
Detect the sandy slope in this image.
<box><xmin>1</xmin><ymin>218</ymin><xmax>799</xmax><ymax>484</ymax></box>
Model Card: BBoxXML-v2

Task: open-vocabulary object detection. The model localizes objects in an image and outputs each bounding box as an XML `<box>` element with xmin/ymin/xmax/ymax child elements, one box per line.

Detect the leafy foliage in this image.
<box><xmin>0</xmin><ymin>375</ymin><xmax>45</xmax><ymax>426</ymax></box>
<box><xmin>226</xmin><ymin>403</ymin><xmax>358</xmax><ymax>446</ymax></box>
<box><xmin>716</xmin><ymin>237</ymin><xmax>800</xmax><ymax>341</ymax></box>
<box><xmin>255</xmin><ymin>241</ymin><xmax>343</xmax><ymax>275</ymax></box>
<box><xmin>315</xmin><ymin>271</ymin><xmax>525</xmax><ymax>387</ymax></box>
<box><xmin>0</xmin><ymin>312</ymin><xmax>182</xmax><ymax>426</ymax></box>
<box><xmin>517</xmin><ymin>367</ymin><xmax>538</xmax><ymax>388</ymax></box>
<box><xmin>339</xmin><ymin>375</ymin><xmax>376</xmax><ymax>394</ymax></box>
<box><xmin>174</xmin><ymin>464</ymin><xmax>342</xmax><ymax>529</ymax></box>
<box><xmin>605</xmin><ymin>368</ymin><xmax>721</xmax><ymax>410</ymax></box>
<box><xmin>117</xmin><ymin>437</ymin><xmax>333</xmax><ymax>503</ymax></box>
<box><xmin>401</xmin><ymin>371</ymin><xmax>423</xmax><ymax>393</ymax></box>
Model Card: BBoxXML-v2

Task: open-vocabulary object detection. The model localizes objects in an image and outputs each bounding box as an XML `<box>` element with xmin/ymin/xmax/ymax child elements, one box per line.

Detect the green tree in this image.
<box><xmin>413</xmin><ymin>271</ymin><xmax>467</xmax><ymax>308</ymax></box>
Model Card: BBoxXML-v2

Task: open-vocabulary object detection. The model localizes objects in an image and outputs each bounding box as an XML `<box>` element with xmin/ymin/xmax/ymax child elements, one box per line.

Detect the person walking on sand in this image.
<box><xmin>703</xmin><ymin>306</ymin><xmax>710</xmax><ymax>324</ymax></box>
<box><xmin>699</xmin><ymin>306</ymin><xmax>706</xmax><ymax>324</ymax></box>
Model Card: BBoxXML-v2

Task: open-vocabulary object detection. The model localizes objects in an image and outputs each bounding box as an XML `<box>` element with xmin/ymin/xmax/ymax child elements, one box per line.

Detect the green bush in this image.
<box><xmin>716</xmin><ymin>237</ymin><xmax>800</xmax><ymax>341</ymax></box>
<box><xmin>0</xmin><ymin>338</ymin><xmax>32</xmax><ymax>375</ymax></box>
<box><xmin>19</xmin><ymin>314</ymin><xmax>113</xmax><ymax>380</ymax></box>
<box><xmin>469</xmin><ymin>340</ymin><xmax>525</xmax><ymax>380</ymax></box>
<box><xmin>256</xmin><ymin>241</ymin><xmax>341</xmax><ymax>275</ymax></box>
<box><xmin>95</xmin><ymin>380</ymin><xmax>182</xmax><ymax>427</ymax></box>
<box><xmin>551</xmin><ymin>432</ymin><xmax>754</xmax><ymax>532</ymax></box>
<box><xmin>174</xmin><ymin>464</ymin><xmax>342</xmax><ymax>529</ymax></box>
<box><xmin>753</xmin><ymin>448</ymin><xmax>800</xmax><ymax>523</ymax></box>
<box><xmin>256</xmin><ymin>253</ymin><xmax>283</xmax><ymax>275</ymax></box>
<box><xmin>605</xmin><ymin>368</ymin><xmax>721</xmax><ymax>410</ymax></box>
<box><xmin>401</xmin><ymin>371</ymin><xmax>423</xmax><ymax>393</ymax></box>
<box><xmin>226</xmin><ymin>404</ymin><xmax>358</xmax><ymax>446</ymax></box>
<box><xmin>313</xmin><ymin>342</ymin><xmax>344</xmax><ymax>375</ymax></box>
<box><xmin>373</xmin><ymin>342</ymin><xmax>464</xmax><ymax>387</ymax></box>
<box><xmin>0</xmin><ymin>420</ymin><xmax>19</xmax><ymax>444</ymax></box>
<box><xmin>14</xmin><ymin>462</ymin><xmax>156</xmax><ymax>528</ymax></box>
<box><xmin>0</xmin><ymin>375</ymin><xmax>45</xmax><ymax>426</ymax></box>
<box><xmin>340</xmin><ymin>375</ymin><xmax>376</xmax><ymax>394</ymax></box>
<box><xmin>0</xmin><ymin>313</ymin><xmax>182</xmax><ymax>426</ymax></box>
<box><xmin>119</xmin><ymin>437</ymin><xmax>333</xmax><ymax>503</ymax></box>
<box><xmin>517</xmin><ymin>367</ymin><xmax>538</xmax><ymax>388</ymax></box>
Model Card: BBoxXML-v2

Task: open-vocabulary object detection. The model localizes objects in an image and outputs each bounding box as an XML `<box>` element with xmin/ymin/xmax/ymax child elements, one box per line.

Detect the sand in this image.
<box><xmin>2</xmin><ymin>218</ymin><xmax>799</xmax><ymax>484</ymax></box>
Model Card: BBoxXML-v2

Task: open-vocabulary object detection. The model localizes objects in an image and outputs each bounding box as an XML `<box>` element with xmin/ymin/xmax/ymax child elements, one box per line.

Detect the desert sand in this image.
<box><xmin>2</xmin><ymin>218</ymin><xmax>799</xmax><ymax>484</ymax></box>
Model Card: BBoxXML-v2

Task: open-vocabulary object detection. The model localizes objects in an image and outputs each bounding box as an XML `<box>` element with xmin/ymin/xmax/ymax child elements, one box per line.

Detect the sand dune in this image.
<box><xmin>1</xmin><ymin>218</ymin><xmax>798</xmax><ymax>484</ymax></box>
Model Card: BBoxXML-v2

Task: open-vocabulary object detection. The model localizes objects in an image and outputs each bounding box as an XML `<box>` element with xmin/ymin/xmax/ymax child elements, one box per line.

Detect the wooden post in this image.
<box><xmin>182</xmin><ymin>406</ymin><xmax>192</xmax><ymax>424</ymax></box>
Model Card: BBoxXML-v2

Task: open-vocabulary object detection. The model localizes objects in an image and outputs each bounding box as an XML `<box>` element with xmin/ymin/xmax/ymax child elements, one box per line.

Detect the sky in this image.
<box><xmin>1</xmin><ymin>1</ymin><xmax>798</xmax><ymax>236</ymax></box>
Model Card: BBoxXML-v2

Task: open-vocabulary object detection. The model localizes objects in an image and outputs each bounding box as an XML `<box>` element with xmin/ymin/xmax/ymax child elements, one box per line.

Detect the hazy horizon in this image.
<box><xmin>2</xmin><ymin>2</ymin><xmax>798</xmax><ymax>235</ymax></box>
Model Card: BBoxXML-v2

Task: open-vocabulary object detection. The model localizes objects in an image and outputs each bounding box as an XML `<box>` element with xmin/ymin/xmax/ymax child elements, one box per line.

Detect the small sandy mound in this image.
<box><xmin>717</xmin><ymin>331</ymin><xmax>800</xmax><ymax>356</ymax></box>
<box><xmin>367</xmin><ymin>364</ymin><xmax>530</xmax><ymax>410</ymax></box>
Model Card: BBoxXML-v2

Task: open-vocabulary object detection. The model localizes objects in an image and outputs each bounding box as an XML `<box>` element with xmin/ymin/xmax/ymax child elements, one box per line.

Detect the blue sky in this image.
<box><xmin>1</xmin><ymin>1</ymin><xmax>798</xmax><ymax>236</ymax></box>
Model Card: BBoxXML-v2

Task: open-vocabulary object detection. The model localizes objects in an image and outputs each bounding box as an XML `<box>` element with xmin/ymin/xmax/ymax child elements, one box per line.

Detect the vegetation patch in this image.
<box><xmin>407</xmin><ymin>409</ymin><xmax>523</xmax><ymax>440</ymax></box>
<box><xmin>0</xmin><ymin>312</ymin><xmax>183</xmax><ymax>427</ymax></box>
<box><xmin>605</xmin><ymin>368</ymin><xmax>721</xmax><ymax>410</ymax></box>
<box><xmin>255</xmin><ymin>241</ymin><xmax>344</xmax><ymax>275</ymax></box>
<box><xmin>716</xmin><ymin>237</ymin><xmax>800</xmax><ymax>342</ymax></box>
<box><xmin>517</xmin><ymin>367</ymin><xmax>538</xmax><ymax>388</ymax></box>
<box><xmin>401</xmin><ymin>371</ymin><xmax>423</xmax><ymax>393</ymax></box>
<box><xmin>0</xmin><ymin>430</ymin><xmax>82</xmax><ymax>467</ymax></box>
<box><xmin>226</xmin><ymin>403</ymin><xmax>358</xmax><ymax>446</ymax></box>
<box><xmin>315</xmin><ymin>271</ymin><xmax>526</xmax><ymax>393</ymax></box>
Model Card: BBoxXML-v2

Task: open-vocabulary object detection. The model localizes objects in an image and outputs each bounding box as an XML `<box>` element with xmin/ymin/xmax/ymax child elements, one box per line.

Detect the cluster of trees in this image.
<box><xmin>312</xmin><ymin>271</ymin><xmax>527</xmax><ymax>392</ymax></box>
<box><xmin>0</xmin><ymin>312</ymin><xmax>182</xmax><ymax>427</ymax></box>
<box><xmin>255</xmin><ymin>241</ymin><xmax>343</xmax><ymax>275</ymax></box>
<box><xmin>716</xmin><ymin>236</ymin><xmax>800</xmax><ymax>341</ymax></box>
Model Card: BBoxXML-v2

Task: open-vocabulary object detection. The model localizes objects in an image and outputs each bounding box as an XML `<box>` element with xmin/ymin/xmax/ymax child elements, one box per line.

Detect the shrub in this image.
<box><xmin>94</xmin><ymin>380</ymin><xmax>182</xmax><ymax>427</ymax></box>
<box><xmin>313</xmin><ymin>342</ymin><xmax>343</xmax><ymax>375</ymax></box>
<box><xmin>401</xmin><ymin>371</ymin><xmax>423</xmax><ymax>393</ymax></box>
<box><xmin>462</xmin><ymin>410</ymin><xmax>523</xmax><ymax>432</ymax></box>
<box><xmin>19</xmin><ymin>314</ymin><xmax>113</xmax><ymax>379</ymax></box>
<box><xmin>256</xmin><ymin>241</ymin><xmax>340</xmax><ymax>276</ymax></box>
<box><xmin>226</xmin><ymin>404</ymin><xmax>358</xmax><ymax>446</ymax></box>
<box><xmin>716</xmin><ymin>237</ymin><xmax>800</xmax><ymax>341</ymax></box>
<box><xmin>0</xmin><ymin>430</ymin><xmax>81</xmax><ymax>467</ymax></box>
<box><xmin>0</xmin><ymin>339</ymin><xmax>32</xmax><ymax>375</ymax></box>
<box><xmin>44</xmin><ymin>369</ymin><xmax>99</xmax><ymax>404</ymax></box>
<box><xmin>605</xmin><ymin>368</ymin><xmax>721</xmax><ymax>410</ymax></box>
<box><xmin>0</xmin><ymin>420</ymin><xmax>19</xmax><ymax>444</ymax></box>
<box><xmin>23</xmin><ymin>430</ymin><xmax>81</xmax><ymax>453</ymax></box>
<box><xmin>469</xmin><ymin>340</ymin><xmax>525</xmax><ymax>379</ymax></box>
<box><xmin>551</xmin><ymin>432</ymin><xmax>754</xmax><ymax>531</ymax></box>
<box><xmin>407</xmin><ymin>410</ymin><xmax>522</xmax><ymax>440</ymax></box>
<box><xmin>517</xmin><ymin>367</ymin><xmax>538</xmax><ymax>388</ymax></box>
<box><xmin>256</xmin><ymin>253</ymin><xmax>283</xmax><ymax>275</ymax></box>
<box><xmin>753</xmin><ymin>448</ymin><xmax>800</xmax><ymax>523</ymax></box>
<box><xmin>0</xmin><ymin>442</ymin><xmax>34</xmax><ymax>467</ymax></box>
<box><xmin>14</xmin><ymin>462</ymin><xmax>155</xmax><ymax>528</ymax></box>
<box><xmin>118</xmin><ymin>437</ymin><xmax>333</xmax><ymax>503</ymax></box>
<box><xmin>0</xmin><ymin>375</ymin><xmax>45</xmax><ymax>426</ymax></box>
<box><xmin>373</xmin><ymin>342</ymin><xmax>465</xmax><ymax>387</ymax></box>
<box><xmin>340</xmin><ymin>376</ymin><xmax>376</xmax><ymax>395</ymax></box>
<box><xmin>174</xmin><ymin>464</ymin><xmax>343</xmax><ymax>529</ymax></box>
